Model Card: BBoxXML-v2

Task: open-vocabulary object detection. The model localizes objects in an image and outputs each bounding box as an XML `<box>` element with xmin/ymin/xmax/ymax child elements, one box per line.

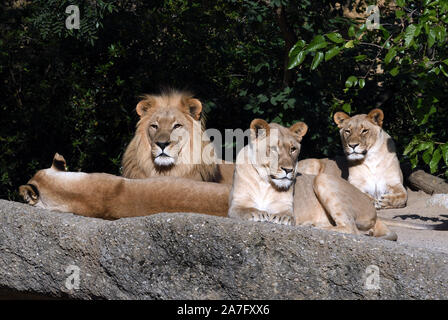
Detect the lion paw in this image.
<box><xmin>250</xmin><ymin>211</ymin><xmax>269</xmax><ymax>222</ymax></box>
<box><xmin>269</xmin><ymin>213</ymin><xmax>294</xmax><ymax>226</ymax></box>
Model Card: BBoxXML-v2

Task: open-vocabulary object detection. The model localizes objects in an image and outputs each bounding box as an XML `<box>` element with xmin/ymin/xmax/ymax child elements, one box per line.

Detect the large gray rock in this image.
<box><xmin>0</xmin><ymin>199</ymin><xmax>447</xmax><ymax>299</ymax></box>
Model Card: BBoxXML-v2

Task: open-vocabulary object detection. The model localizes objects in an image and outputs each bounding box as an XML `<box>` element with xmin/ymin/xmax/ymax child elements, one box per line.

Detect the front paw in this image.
<box><xmin>250</xmin><ymin>211</ymin><xmax>269</xmax><ymax>222</ymax></box>
<box><xmin>374</xmin><ymin>198</ymin><xmax>383</xmax><ymax>209</ymax></box>
<box><xmin>376</xmin><ymin>195</ymin><xmax>394</xmax><ymax>209</ymax></box>
<box><xmin>269</xmin><ymin>212</ymin><xmax>294</xmax><ymax>226</ymax></box>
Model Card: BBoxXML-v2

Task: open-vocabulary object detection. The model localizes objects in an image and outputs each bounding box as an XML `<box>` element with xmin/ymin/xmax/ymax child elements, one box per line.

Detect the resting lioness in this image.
<box><xmin>227</xmin><ymin>119</ymin><xmax>397</xmax><ymax>240</ymax></box>
<box><xmin>19</xmin><ymin>153</ymin><xmax>230</xmax><ymax>219</ymax></box>
<box><xmin>333</xmin><ymin>108</ymin><xmax>407</xmax><ymax>209</ymax></box>
<box><xmin>228</xmin><ymin>119</ymin><xmax>308</xmax><ymax>225</ymax></box>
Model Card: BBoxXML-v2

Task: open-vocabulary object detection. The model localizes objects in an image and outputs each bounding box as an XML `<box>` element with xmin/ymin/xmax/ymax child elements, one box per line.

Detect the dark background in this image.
<box><xmin>1</xmin><ymin>0</ymin><xmax>447</xmax><ymax>200</ymax></box>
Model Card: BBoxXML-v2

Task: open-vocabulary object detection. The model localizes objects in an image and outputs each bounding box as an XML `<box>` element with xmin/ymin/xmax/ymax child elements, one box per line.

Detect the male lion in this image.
<box><xmin>122</xmin><ymin>89</ymin><xmax>234</xmax><ymax>184</ymax></box>
<box><xmin>19</xmin><ymin>153</ymin><xmax>230</xmax><ymax>219</ymax></box>
<box><xmin>228</xmin><ymin>119</ymin><xmax>397</xmax><ymax>240</ymax></box>
<box><xmin>333</xmin><ymin>108</ymin><xmax>407</xmax><ymax>209</ymax></box>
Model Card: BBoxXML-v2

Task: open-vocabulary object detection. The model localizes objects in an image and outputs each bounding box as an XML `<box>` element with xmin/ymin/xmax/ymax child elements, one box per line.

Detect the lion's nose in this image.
<box><xmin>156</xmin><ymin>141</ymin><xmax>170</xmax><ymax>151</ymax></box>
<box><xmin>281</xmin><ymin>167</ymin><xmax>293</xmax><ymax>174</ymax></box>
<box><xmin>348</xmin><ymin>143</ymin><xmax>359</xmax><ymax>149</ymax></box>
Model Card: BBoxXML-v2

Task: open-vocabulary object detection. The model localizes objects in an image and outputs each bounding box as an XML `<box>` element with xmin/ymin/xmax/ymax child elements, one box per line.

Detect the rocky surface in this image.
<box><xmin>1</xmin><ymin>199</ymin><xmax>448</xmax><ymax>300</ymax></box>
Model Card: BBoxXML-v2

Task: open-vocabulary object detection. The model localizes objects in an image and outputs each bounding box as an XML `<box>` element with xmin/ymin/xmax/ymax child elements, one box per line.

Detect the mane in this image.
<box><xmin>121</xmin><ymin>90</ymin><xmax>221</xmax><ymax>182</ymax></box>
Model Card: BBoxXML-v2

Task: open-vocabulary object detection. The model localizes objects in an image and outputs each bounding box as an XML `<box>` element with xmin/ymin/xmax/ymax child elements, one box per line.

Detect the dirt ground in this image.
<box><xmin>377</xmin><ymin>189</ymin><xmax>448</xmax><ymax>254</ymax></box>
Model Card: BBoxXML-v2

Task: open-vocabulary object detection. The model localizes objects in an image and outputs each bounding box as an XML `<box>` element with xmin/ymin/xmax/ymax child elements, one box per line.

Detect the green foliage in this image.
<box><xmin>1</xmin><ymin>0</ymin><xmax>447</xmax><ymax>201</ymax></box>
<box><xmin>288</xmin><ymin>0</ymin><xmax>448</xmax><ymax>178</ymax></box>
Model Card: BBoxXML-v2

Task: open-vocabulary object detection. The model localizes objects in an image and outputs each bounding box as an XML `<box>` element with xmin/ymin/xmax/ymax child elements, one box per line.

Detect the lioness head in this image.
<box><xmin>19</xmin><ymin>153</ymin><xmax>67</xmax><ymax>207</ymax></box>
<box><xmin>134</xmin><ymin>90</ymin><xmax>203</xmax><ymax>169</ymax></box>
<box><xmin>249</xmin><ymin>119</ymin><xmax>308</xmax><ymax>191</ymax></box>
<box><xmin>334</xmin><ymin>108</ymin><xmax>384</xmax><ymax>161</ymax></box>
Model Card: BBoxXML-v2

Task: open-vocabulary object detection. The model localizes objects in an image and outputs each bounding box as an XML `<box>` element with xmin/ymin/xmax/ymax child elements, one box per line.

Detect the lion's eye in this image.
<box><xmin>150</xmin><ymin>124</ymin><xmax>158</xmax><ymax>129</ymax></box>
<box><xmin>344</xmin><ymin>129</ymin><xmax>351</xmax><ymax>134</ymax></box>
<box><xmin>361</xmin><ymin>128</ymin><xmax>369</xmax><ymax>134</ymax></box>
<box><xmin>290</xmin><ymin>146</ymin><xmax>297</xmax><ymax>153</ymax></box>
<box><xmin>173</xmin><ymin>123</ymin><xmax>182</xmax><ymax>129</ymax></box>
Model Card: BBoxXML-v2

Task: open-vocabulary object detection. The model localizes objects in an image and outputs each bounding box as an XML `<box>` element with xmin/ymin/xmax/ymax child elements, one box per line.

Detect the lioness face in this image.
<box><xmin>250</xmin><ymin>120</ymin><xmax>308</xmax><ymax>191</ymax></box>
<box><xmin>135</xmin><ymin>93</ymin><xmax>203</xmax><ymax>169</ymax></box>
<box><xmin>334</xmin><ymin>109</ymin><xmax>384</xmax><ymax>161</ymax></box>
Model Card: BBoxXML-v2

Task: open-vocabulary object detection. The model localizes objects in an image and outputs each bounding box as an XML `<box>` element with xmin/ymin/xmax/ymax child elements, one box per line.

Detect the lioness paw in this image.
<box><xmin>269</xmin><ymin>213</ymin><xmax>294</xmax><ymax>226</ymax></box>
<box><xmin>250</xmin><ymin>211</ymin><xmax>269</xmax><ymax>222</ymax></box>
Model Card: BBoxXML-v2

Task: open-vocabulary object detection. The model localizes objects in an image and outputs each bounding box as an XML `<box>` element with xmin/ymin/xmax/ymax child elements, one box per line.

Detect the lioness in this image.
<box><xmin>19</xmin><ymin>153</ymin><xmax>230</xmax><ymax>219</ymax></box>
<box><xmin>333</xmin><ymin>108</ymin><xmax>407</xmax><ymax>209</ymax></box>
<box><xmin>228</xmin><ymin>119</ymin><xmax>397</xmax><ymax>240</ymax></box>
<box><xmin>228</xmin><ymin>119</ymin><xmax>307</xmax><ymax>225</ymax></box>
<box><xmin>122</xmin><ymin>89</ymin><xmax>234</xmax><ymax>184</ymax></box>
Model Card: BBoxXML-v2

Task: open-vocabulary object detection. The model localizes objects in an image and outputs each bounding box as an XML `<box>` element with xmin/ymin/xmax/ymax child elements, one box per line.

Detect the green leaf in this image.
<box><xmin>344</xmin><ymin>40</ymin><xmax>354</xmax><ymax>48</ymax></box>
<box><xmin>345</xmin><ymin>76</ymin><xmax>357</xmax><ymax>88</ymax></box>
<box><xmin>288</xmin><ymin>50</ymin><xmax>306</xmax><ymax>69</ymax></box>
<box><xmin>396</xmin><ymin>0</ymin><xmax>405</xmax><ymax>7</ymax></box>
<box><xmin>358</xmin><ymin>78</ymin><xmax>365</xmax><ymax>88</ymax></box>
<box><xmin>355</xmin><ymin>54</ymin><xmax>367</xmax><ymax>62</ymax></box>
<box><xmin>289</xmin><ymin>40</ymin><xmax>306</xmax><ymax>58</ymax></box>
<box><xmin>429</xmin><ymin>148</ymin><xmax>442</xmax><ymax>174</ymax></box>
<box><xmin>422</xmin><ymin>148</ymin><xmax>433</xmax><ymax>164</ymax></box>
<box><xmin>395</xmin><ymin>10</ymin><xmax>405</xmax><ymax>18</ymax></box>
<box><xmin>326</xmin><ymin>32</ymin><xmax>344</xmax><ymax>43</ymax></box>
<box><xmin>390</xmin><ymin>66</ymin><xmax>399</xmax><ymax>76</ymax></box>
<box><xmin>311</xmin><ymin>51</ymin><xmax>324</xmax><ymax>70</ymax></box>
<box><xmin>385</xmin><ymin>47</ymin><xmax>397</xmax><ymax>64</ymax></box>
<box><xmin>325</xmin><ymin>47</ymin><xmax>341</xmax><ymax>61</ymax></box>
<box><xmin>403</xmin><ymin>140</ymin><xmax>418</xmax><ymax>155</ymax></box>
<box><xmin>404</xmin><ymin>24</ymin><xmax>417</xmax><ymax>47</ymax></box>
<box><xmin>348</xmin><ymin>25</ymin><xmax>356</xmax><ymax>37</ymax></box>
<box><xmin>342</xmin><ymin>103</ymin><xmax>351</xmax><ymax>113</ymax></box>
<box><xmin>440</xmin><ymin>143</ymin><xmax>448</xmax><ymax>165</ymax></box>
<box><xmin>440</xmin><ymin>65</ymin><xmax>448</xmax><ymax>77</ymax></box>
<box><xmin>413</xmin><ymin>141</ymin><xmax>434</xmax><ymax>155</ymax></box>
<box><xmin>306</xmin><ymin>35</ymin><xmax>328</xmax><ymax>52</ymax></box>
<box><xmin>428</xmin><ymin>27</ymin><xmax>436</xmax><ymax>48</ymax></box>
<box><xmin>410</xmin><ymin>155</ymin><xmax>418</xmax><ymax>168</ymax></box>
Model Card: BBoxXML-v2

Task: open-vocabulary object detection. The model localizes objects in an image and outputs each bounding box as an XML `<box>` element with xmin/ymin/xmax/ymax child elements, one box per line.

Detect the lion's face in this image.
<box><xmin>334</xmin><ymin>109</ymin><xmax>384</xmax><ymax>161</ymax></box>
<box><xmin>147</xmin><ymin>108</ymin><xmax>194</xmax><ymax>167</ymax></box>
<box><xmin>249</xmin><ymin>120</ymin><xmax>308</xmax><ymax>191</ymax></box>
<box><xmin>136</xmin><ymin>92</ymin><xmax>203</xmax><ymax>169</ymax></box>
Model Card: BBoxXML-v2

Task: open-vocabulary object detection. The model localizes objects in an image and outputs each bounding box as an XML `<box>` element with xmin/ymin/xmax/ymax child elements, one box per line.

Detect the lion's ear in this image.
<box><xmin>367</xmin><ymin>108</ymin><xmax>384</xmax><ymax>127</ymax></box>
<box><xmin>52</xmin><ymin>153</ymin><xmax>67</xmax><ymax>171</ymax></box>
<box><xmin>136</xmin><ymin>95</ymin><xmax>156</xmax><ymax>117</ymax></box>
<box><xmin>250</xmin><ymin>119</ymin><xmax>270</xmax><ymax>140</ymax></box>
<box><xmin>19</xmin><ymin>184</ymin><xmax>39</xmax><ymax>205</ymax></box>
<box><xmin>334</xmin><ymin>112</ymin><xmax>350</xmax><ymax>128</ymax></box>
<box><xmin>289</xmin><ymin>121</ymin><xmax>308</xmax><ymax>141</ymax></box>
<box><xmin>186</xmin><ymin>98</ymin><xmax>202</xmax><ymax>121</ymax></box>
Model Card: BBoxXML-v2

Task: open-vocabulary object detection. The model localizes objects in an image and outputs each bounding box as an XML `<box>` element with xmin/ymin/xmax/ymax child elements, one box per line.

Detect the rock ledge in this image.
<box><xmin>1</xmin><ymin>200</ymin><xmax>447</xmax><ymax>299</ymax></box>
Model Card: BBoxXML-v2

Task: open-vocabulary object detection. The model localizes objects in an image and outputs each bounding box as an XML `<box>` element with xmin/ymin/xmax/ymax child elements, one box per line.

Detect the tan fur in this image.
<box><xmin>297</xmin><ymin>158</ymin><xmax>436</xmax><ymax>232</ymax></box>
<box><xmin>228</xmin><ymin>119</ymin><xmax>307</xmax><ymax>226</ymax></box>
<box><xmin>333</xmin><ymin>108</ymin><xmax>407</xmax><ymax>209</ymax></box>
<box><xmin>20</xmin><ymin>154</ymin><xmax>230</xmax><ymax>219</ymax></box>
<box><xmin>227</xmin><ymin>120</ymin><xmax>396</xmax><ymax>240</ymax></box>
<box><xmin>122</xmin><ymin>90</ymin><xmax>234</xmax><ymax>183</ymax></box>
<box><xmin>294</xmin><ymin>172</ymin><xmax>396</xmax><ymax>240</ymax></box>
